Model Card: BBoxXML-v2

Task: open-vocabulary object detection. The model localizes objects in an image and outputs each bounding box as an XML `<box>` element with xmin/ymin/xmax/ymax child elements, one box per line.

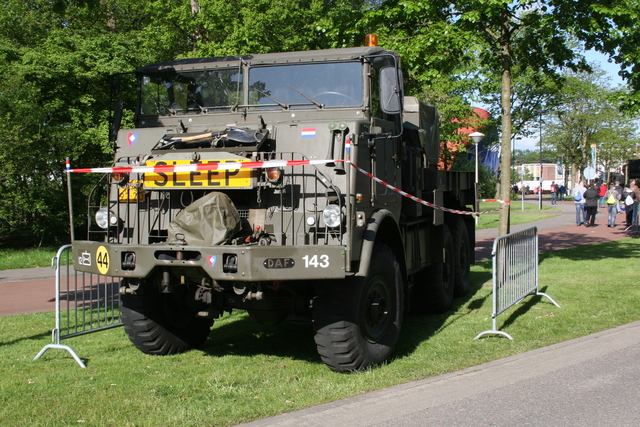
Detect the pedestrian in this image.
<box><xmin>623</xmin><ymin>186</ymin><xmax>636</xmax><ymax>228</ymax></box>
<box><xmin>614</xmin><ymin>180</ymin><xmax>623</xmax><ymax>214</ymax></box>
<box><xmin>583</xmin><ymin>183</ymin><xmax>600</xmax><ymax>227</ymax></box>
<box><xmin>573</xmin><ymin>180</ymin><xmax>587</xmax><ymax>226</ymax></box>
<box><xmin>550</xmin><ymin>181</ymin><xmax>557</xmax><ymax>205</ymax></box>
<box><xmin>605</xmin><ymin>183</ymin><xmax>620</xmax><ymax>227</ymax></box>
<box><xmin>598</xmin><ymin>180</ymin><xmax>607</xmax><ymax>208</ymax></box>
<box><xmin>559</xmin><ymin>184</ymin><xmax>566</xmax><ymax>201</ymax></box>
<box><xmin>630</xmin><ymin>179</ymin><xmax>640</xmax><ymax>226</ymax></box>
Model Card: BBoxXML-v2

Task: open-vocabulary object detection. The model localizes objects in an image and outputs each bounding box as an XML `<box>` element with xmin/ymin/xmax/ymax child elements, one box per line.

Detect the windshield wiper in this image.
<box><xmin>288</xmin><ymin>85</ymin><xmax>324</xmax><ymax>108</ymax></box>
<box><xmin>254</xmin><ymin>89</ymin><xmax>289</xmax><ymax>109</ymax></box>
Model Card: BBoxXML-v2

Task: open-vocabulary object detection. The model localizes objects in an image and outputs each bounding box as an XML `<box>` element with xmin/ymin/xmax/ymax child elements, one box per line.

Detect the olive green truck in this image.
<box><xmin>71</xmin><ymin>42</ymin><xmax>476</xmax><ymax>372</ymax></box>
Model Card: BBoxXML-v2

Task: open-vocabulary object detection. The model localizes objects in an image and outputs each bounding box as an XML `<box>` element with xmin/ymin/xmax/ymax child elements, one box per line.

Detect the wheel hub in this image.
<box><xmin>362</xmin><ymin>279</ymin><xmax>391</xmax><ymax>343</ymax></box>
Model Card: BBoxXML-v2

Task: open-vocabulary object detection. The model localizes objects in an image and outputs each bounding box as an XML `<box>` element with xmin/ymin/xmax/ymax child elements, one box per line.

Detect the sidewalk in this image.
<box><xmin>474</xmin><ymin>199</ymin><xmax>629</xmax><ymax>260</ymax></box>
<box><xmin>241</xmin><ymin>320</ymin><xmax>640</xmax><ymax>426</ymax></box>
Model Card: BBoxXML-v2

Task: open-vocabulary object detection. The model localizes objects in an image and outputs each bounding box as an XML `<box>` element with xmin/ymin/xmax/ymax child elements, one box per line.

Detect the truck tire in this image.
<box><xmin>448</xmin><ymin>215</ymin><xmax>471</xmax><ymax>297</ymax></box>
<box><xmin>120</xmin><ymin>290</ymin><xmax>213</xmax><ymax>355</ymax></box>
<box><xmin>415</xmin><ymin>223</ymin><xmax>455</xmax><ymax>314</ymax></box>
<box><xmin>313</xmin><ymin>242</ymin><xmax>403</xmax><ymax>372</ymax></box>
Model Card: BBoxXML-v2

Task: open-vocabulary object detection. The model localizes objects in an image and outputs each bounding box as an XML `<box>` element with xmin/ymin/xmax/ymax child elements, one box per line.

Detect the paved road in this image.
<box><xmin>241</xmin><ymin>321</ymin><xmax>640</xmax><ymax>427</ymax></box>
<box><xmin>475</xmin><ymin>200</ymin><xmax>628</xmax><ymax>260</ymax></box>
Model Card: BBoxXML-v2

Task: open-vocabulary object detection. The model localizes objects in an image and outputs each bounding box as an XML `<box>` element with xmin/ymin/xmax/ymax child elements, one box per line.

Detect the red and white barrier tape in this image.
<box><xmin>348</xmin><ymin>163</ymin><xmax>508</xmax><ymax>216</ymax></box>
<box><xmin>65</xmin><ymin>158</ymin><xmax>507</xmax><ymax>216</ymax></box>
<box><xmin>66</xmin><ymin>158</ymin><xmax>347</xmax><ymax>174</ymax></box>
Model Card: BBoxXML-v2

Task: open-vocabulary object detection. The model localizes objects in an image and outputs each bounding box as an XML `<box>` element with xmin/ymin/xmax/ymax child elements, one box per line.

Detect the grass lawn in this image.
<box><xmin>476</xmin><ymin>201</ymin><xmax>560</xmax><ymax>230</ymax></box>
<box><xmin>0</xmin><ymin>247</ymin><xmax>62</xmax><ymax>270</ymax></box>
<box><xmin>2</xmin><ymin>237</ymin><xmax>640</xmax><ymax>426</ymax></box>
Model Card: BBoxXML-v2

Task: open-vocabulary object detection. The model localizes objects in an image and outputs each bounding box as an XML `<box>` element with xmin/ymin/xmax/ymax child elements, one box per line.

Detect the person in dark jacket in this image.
<box><xmin>583</xmin><ymin>183</ymin><xmax>600</xmax><ymax>227</ymax></box>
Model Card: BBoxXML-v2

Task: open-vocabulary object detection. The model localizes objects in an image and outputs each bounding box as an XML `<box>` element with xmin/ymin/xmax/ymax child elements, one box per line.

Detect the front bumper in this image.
<box><xmin>72</xmin><ymin>240</ymin><xmax>346</xmax><ymax>281</ymax></box>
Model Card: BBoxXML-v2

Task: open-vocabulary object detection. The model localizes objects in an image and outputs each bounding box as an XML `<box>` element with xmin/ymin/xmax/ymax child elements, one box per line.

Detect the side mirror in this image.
<box><xmin>379</xmin><ymin>66</ymin><xmax>402</xmax><ymax>114</ymax></box>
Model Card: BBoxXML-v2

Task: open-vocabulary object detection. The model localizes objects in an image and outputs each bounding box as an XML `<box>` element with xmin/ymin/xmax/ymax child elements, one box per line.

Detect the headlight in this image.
<box><xmin>322</xmin><ymin>205</ymin><xmax>342</xmax><ymax>228</ymax></box>
<box><xmin>95</xmin><ymin>208</ymin><xmax>118</xmax><ymax>229</ymax></box>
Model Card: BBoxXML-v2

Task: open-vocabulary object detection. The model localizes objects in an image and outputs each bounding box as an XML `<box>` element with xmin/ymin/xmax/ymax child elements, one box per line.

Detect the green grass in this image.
<box><xmin>3</xmin><ymin>238</ymin><xmax>640</xmax><ymax>426</ymax></box>
<box><xmin>476</xmin><ymin>201</ymin><xmax>560</xmax><ymax>230</ymax></box>
<box><xmin>0</xmin><ymin>247</ymin><xmax>60</xmax><ymax>270</ymax></box>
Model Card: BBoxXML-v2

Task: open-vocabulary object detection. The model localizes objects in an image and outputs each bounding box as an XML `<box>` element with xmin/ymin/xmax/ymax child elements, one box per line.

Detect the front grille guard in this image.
<box><xmin>83</xmin><ymin>152</ymin><xmax>345</xmax><ymax>247</ymax></box>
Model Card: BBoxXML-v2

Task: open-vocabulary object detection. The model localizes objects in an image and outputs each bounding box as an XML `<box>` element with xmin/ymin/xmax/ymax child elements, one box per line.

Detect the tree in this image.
<box><xmin>364</xmin><ymin>1</ymin><xmax>598</xmax><ymax>235</ymax></box>
<box><xmin>0</xmin><ymin>0</ymin><xmax>189</xmax><ymax>243</ymax></box>
<box><xmin>543</xmin><ymin>69</ymin><xmax>640</xmax><ymax>186</ymax></box>
<box><xmin>562</xmin><ymin>0</ymin><xmax>640</xmax><ymax>112</ymax></box>
<box><xmin>0</xmin><ymin>0</ymin><xmax>372</xmax><ymax>243</ymax></box>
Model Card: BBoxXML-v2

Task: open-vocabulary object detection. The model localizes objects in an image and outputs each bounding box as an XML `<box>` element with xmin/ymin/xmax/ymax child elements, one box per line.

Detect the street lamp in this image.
<box><xmin>469</xmin><ymin>131</ymin><xmax>484</xmax><ymax>224</ymax></box>
<box><xmin>539</xmin><ymin>111</ymin><xmax>543</xmax><ymax>210</ymax></box>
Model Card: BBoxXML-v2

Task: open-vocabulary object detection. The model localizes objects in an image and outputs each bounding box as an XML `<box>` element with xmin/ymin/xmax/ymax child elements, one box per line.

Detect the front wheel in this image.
<box><xmin>120</xmin><ymin>288</ymin><xmax>213</xmax><ymax>355</ymax></box>
<box><xmin>313</xmin><ymin>242</ymin><xmax>403</xmax><ymax>372</ymax></box>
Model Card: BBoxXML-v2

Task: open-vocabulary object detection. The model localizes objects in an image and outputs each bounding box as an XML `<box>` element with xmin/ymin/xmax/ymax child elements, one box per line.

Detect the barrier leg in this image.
<box><xmin>33</xmin><ymin>344</ymin><xmax>87</xmax><ymax>368</ymax></box>
<box><xmin>537</xmin><ymin>292</ymin><xmax>561</xmax><ymax>308</ymax></box>
<box><xmin>474</xmin><ymin>317</ymin><xmax>514</xmax><ymax>340</ymax></box>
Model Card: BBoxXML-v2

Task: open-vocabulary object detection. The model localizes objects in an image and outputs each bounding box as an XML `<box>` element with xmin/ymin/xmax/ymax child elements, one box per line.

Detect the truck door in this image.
<box><xmin>371</xmin><ymin>125</ymin><xmax>401</xmax><ymax>207</ymax></box>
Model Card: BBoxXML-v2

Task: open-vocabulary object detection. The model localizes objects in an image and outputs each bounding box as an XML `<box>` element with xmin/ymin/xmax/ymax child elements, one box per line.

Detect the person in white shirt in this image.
<box><xmin>573</xmin><ymin>180</ymin><xmax>587</xmax><ymax>226</ymax></box>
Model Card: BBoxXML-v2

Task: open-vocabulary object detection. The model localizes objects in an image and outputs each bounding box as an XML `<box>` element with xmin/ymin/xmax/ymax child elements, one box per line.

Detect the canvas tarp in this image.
<box><xmin>167</xmin><ymin>192</ymin><xmax>241</xmax><ymax>245</ymax></box>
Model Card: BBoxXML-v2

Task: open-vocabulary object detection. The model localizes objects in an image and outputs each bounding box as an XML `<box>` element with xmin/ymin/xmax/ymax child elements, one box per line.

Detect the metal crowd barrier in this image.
<box><xmin>34</xmin><ymin>244</ymin><xmax>123</xmax><ymax>367</ymax></box>
<box><xmin>474</xmin><ymin>226</ymin><xmax>560</xmax><ymax>340</ymax></box>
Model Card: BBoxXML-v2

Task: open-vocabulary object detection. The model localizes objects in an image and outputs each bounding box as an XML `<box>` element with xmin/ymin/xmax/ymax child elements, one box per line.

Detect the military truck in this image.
<box><xmin>70</xmin><ymin>39</ymin><xmax>476</xmax><ymax>372</ymax></box>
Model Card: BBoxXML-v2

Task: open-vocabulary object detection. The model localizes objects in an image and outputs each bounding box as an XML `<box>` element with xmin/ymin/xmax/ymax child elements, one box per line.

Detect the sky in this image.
<box><xmin>514</xmin><ymin>49</ymin><xmax>625</xmax><ymax>152</ymax></box>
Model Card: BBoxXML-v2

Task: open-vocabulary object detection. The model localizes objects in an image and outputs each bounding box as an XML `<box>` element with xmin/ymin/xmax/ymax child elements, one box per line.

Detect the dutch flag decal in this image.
<box><xmin>301</xmin><ymin>128</ymin><xmax>316</xmax><ymax>138</ymax></box>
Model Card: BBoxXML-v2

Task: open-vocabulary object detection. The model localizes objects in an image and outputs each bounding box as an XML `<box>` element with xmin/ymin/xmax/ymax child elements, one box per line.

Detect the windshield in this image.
<box><xmin>140</xmin><ymin>68</ymin><xmax>242</xmax><ymax>115</ymax></box>
<box><xmin>249</xmin><ymin>62</ymin><xmax>363</xmax><ymax>109</ymax></box>
<box><xmin>138</xmin><ymin>61</ymin><xmax>363</xmax><ymax>115</ymax></box>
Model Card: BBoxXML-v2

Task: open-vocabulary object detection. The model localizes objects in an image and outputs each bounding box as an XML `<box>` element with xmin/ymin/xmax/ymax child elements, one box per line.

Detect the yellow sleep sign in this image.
<box><xmin>96</xmin><ymin>246</ymin><xmax>110</xmax><ymax>275</ymax></box>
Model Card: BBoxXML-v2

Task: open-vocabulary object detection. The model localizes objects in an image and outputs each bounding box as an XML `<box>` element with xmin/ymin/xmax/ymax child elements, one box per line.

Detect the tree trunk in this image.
<box><xmin>498</xmin><ymin>8</ymin><xmax>512</xmax><ymax>236</ymax></box>
<box><xmin>498</xmin><ymin>67</ymin><xmax>512</xmax><ymax>236</ymax></box>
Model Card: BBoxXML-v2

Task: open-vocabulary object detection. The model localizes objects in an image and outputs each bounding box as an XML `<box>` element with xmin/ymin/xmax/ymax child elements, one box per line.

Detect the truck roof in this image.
<box><xmin>136</xmin><ymin>46</ymin><xmax>397</xmax><ymax>73</ymax></box>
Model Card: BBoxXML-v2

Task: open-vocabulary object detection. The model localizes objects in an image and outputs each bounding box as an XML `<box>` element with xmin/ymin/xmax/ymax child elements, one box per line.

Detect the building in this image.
<box><xmin>514</xmin><ymin>163</ymin><xmax>567</xmax><ymax>191</ymax></box>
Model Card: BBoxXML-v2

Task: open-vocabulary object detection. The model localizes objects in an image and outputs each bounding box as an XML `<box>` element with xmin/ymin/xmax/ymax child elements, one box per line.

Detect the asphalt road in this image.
<box><xmin>241</xmin><ymin>321</ymin><xmax>640</xmax><ymax>427</ymax></box>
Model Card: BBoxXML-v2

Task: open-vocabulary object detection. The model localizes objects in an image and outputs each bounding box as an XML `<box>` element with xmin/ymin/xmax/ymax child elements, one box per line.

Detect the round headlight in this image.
<box><xmin>95</xmin><ymin>208</ymin><xmax>118</xmax><ymax>229</ymax></box>
<box><xmin>322</xmin><ymin>205</ymin><xmax>341</xmax><ymax>228</ymax></box>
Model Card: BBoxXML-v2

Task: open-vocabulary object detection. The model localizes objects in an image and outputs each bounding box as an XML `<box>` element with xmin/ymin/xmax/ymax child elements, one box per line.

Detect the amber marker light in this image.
<box><xmin>266</xmin><ymin>167</ymin><xmax>282</xmax><ymax>182</ymax></box>
<box><xmin>112</xmin><ymin>172</ymin><xmax>129</xmax><ymax>185</ymax></box>
<box><xmin>365</xmin><ymin>34</ymin><xmax>378</xmax><ymax>47</ymax></box>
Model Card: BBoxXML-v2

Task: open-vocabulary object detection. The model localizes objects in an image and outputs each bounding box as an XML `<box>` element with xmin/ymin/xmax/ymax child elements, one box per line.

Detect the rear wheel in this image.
<box><xmin>120</xmin><ymin>287</ymin><xmax>213</xmax><ymax>355</ymax></box>
<box><xmin>313</xmin><ymin>242</ymin><xmax>403</xmax><ymax>372</ymax></box>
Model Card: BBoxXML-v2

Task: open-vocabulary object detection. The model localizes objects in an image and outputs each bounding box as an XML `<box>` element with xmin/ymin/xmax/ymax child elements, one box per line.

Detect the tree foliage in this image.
<box><xmin>0</xmin><ymin>0</ymin><xmax>639</xmax><ymax>243</ymax></box>
<box><xmin>543</xmin><ymin>69</ymin><xmax>640</xmax><ymax>185</ymax></box>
